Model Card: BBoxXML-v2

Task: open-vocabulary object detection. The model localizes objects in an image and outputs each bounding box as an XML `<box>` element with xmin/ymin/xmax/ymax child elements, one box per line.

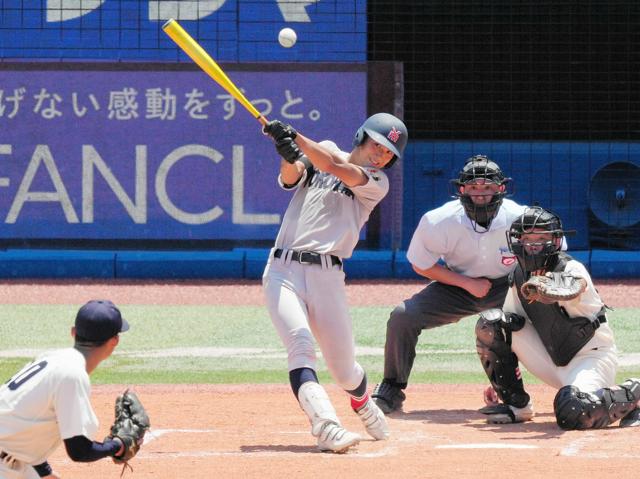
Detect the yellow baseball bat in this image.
<box><xmin>162</xmin><ymin>18</ymin><xmax>267</xmax><ymax>126</ymax></box>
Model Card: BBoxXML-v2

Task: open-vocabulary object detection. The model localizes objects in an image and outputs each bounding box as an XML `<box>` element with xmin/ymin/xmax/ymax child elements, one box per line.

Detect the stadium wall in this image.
<box><xmin>0</xmin><ymin>1</ymin><xmax>638</xmax><ymax>278</ymax></box>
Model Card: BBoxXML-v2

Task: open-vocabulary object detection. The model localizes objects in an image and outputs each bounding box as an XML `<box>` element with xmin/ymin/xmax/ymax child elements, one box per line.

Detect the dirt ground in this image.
<box><xmin>0</xmin><ymin>278</ymin><xmax>637</xmax><ymax>307</ymax></box>
<box><xmin>48</xmin><ymin>384</ymin><xmax>639</xmax><ymax>479</ymax></box>
<box><xmin>1</xmin><ymin>278</ymin><xmax>639</xmax><ymax>478</ymax></box>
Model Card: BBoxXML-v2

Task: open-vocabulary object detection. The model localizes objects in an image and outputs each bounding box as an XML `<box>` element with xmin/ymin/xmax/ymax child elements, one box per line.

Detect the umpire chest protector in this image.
<box><xmin>512</xmin><ymin>253</ymin><xmax>605</xmax><ymax>366</ymax></box>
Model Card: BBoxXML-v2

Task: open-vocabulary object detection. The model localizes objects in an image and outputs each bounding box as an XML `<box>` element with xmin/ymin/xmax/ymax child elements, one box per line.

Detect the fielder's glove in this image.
<box><xmin>275</xmin><ymin>137</ymin><xmax>304</xmax><ymax>164</ymax></box>
<box><xmin>520</xmin><ymin>272</ymin><xmax>587</xmax><ymax>304</ymax></box>
<box><xmin>107</xmin><ymin>389</ymin><xmax>150</xmax><ymax>465</ymax></box>
<box><xmin>263</xmin><ymin>119</ymin><xmax>297</xmax><ymax>141</ymax></box>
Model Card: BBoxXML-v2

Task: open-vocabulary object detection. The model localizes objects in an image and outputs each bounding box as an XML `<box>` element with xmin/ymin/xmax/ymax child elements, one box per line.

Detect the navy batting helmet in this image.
<box><xmin>507</xmin><ymin>206</ymin><xmax>570</xmax><ymax>272</ymax></box>
<box><xmin>353</xmin><ymin>113</ymin><xmax>408</xmax><ymax>169</ymax></box>
<box><xmin>451</xmin><ymin>155</ymin><xmax>511</xmax><ymax>231</ymax></box>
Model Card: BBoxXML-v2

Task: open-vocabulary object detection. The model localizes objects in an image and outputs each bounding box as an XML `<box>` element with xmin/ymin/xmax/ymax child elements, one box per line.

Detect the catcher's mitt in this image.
<box><xmin>108</xmin><ymin>389</ymin><xmax>150</xmax><ymax>465</ymax></box>
<box><xmin>521</xmin><ymin>272</ymin><xmax>587</xmax><ymax>304</ymax></box>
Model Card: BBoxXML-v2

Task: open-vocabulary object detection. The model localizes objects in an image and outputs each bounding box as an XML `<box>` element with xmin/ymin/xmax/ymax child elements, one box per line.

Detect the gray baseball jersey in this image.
<box><xmin>264</xmin><ymin>140</ymin><xmax>389</xmax><ymax>393</ymax></box>
<box><xmin>274</xmin><ymin>140</ymin><xmax>389</xmax><ymax>259</ymax></box>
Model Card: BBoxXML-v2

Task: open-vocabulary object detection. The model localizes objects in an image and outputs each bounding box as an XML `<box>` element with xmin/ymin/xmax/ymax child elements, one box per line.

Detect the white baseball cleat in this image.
<box><xmin>479</xmin><ymin>402</ymin><xmax>534</xmax><ymax>424</ymax></box>
<box><xmin>355</xmin><ymin>399</ymin><xmax>390</xmax><ymax>440</ymax></box>
<box><xmin>316</xmin><ymin>421</ymin><xmax>361</xmax><ymax>453</ymax></box>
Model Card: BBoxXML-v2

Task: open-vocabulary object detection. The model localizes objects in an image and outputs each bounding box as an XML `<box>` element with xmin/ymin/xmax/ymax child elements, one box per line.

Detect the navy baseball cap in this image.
<box><xmin>75</xmin><ymin>300</ymin><xmax>129</xmax><ymax>342</ymax></box>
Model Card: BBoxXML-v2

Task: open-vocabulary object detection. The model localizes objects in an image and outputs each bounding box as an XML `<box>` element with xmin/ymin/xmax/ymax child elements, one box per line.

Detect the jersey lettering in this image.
<box><xmin>303</xmin><ymin>169</ymin><xmax>354</xmax><ymax>198</ymax></box>
<box><xmin>8</xmin><ymin>360</ymin><xmax>48</xmax><ymax>390</ymax></box>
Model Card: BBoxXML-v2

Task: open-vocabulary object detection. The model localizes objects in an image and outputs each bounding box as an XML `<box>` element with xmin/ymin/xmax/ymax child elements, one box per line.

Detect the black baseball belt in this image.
<box><xmin>274</xmin><ymin>248</ymin><xmax>342</xmax><ymax>267</ymax></box>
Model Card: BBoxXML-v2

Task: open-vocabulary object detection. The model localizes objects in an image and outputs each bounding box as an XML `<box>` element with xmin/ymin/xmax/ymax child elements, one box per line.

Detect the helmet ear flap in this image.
<box><xmin>353</xmin><ymin>127</ymin><xmax>366</xmax><ymax>148</ymax></box>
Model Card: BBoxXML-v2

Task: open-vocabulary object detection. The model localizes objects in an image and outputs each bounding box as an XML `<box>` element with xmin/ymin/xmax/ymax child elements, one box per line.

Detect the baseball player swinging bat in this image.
<box><xmin>162</xmin><ymin>18</ymin><xmax>267</xmax><ymax>126</ymax></box>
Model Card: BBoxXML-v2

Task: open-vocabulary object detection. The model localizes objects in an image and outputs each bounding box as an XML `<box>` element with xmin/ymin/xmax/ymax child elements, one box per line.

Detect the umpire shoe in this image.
<box><xmin>316</xmin><ymin>422</ymin><xmax>361</xmax><ymax>453</ymax></box>
<box><xmin>479</xmin><ymin>402</ymin><xmax>534</xmax><ymax>424</ymax></box>
<box><xmin>372</xmin><ymin>382</ymin><xmax>406</xmax><ymax>414</ymax></box>
<box><xmin>355</xmin><ymin>399</ymin><xmax>390</xmax><ymax>440</ymax></box>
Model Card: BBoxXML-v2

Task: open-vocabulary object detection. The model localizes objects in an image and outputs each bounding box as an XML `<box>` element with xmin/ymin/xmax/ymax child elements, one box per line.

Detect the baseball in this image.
<box><xmin>278</xmin><ymin>27</ymin><xmax>297</xmax><ymax>48</ymax></box>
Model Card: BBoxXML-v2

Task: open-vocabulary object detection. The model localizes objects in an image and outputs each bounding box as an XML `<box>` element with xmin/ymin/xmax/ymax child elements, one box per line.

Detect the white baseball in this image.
<box><xmin>278</xmin><ymin>28</ymin><xmax>297</xmax><ymax>48</ymax></box>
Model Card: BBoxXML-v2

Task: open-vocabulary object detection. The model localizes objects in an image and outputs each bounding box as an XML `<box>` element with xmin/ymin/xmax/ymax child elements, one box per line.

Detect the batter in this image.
<box><xmin>262</xmin><ymin>113</ymin><xmax>408</xmax><ymax>452</ymax></box>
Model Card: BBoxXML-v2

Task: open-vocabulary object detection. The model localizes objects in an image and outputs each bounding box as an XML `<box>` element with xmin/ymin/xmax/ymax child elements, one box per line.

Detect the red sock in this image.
<box><xmin>351</xmin><ymin>392</ymin><xmax>369</xmax><ymax>411</ymax></box>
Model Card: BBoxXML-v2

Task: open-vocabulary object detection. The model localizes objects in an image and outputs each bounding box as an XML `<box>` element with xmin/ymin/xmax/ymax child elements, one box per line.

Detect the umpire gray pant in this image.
<box><xmin>383</xmin><ymin>276</ymin><xmax>510</xmax><ymax>387</ymax></box>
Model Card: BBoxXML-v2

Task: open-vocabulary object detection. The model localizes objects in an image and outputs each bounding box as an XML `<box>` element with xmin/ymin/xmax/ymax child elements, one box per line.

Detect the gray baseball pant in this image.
<box><xmin>382</xmin><ymin>277</ymin><xmax>510</xmax><ymax>386</ymax></box>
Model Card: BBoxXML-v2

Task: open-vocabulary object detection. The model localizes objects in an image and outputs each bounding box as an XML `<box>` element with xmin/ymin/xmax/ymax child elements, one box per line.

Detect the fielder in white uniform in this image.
<box><xmin>261</xmin><ymin>113</ymin><xmax>408</xmax><ymax>453</ymax></box>
<box><xmin>373</xmin><ymin>156</ymin><xmax>527</xmax><ymax>414</ymax></box>
<box><xmin>0</xmin><ymin>300</ymin><xmax>129</xmax><ymax>478</ymax></box>
<box><xmin>476</xmin><ymin>207</ymin><xmax>640</xmax><ymax>428</ymax></box>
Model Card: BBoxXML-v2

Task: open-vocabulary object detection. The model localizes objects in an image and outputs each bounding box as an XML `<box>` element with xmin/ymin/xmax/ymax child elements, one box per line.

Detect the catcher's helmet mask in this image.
<box><xmin>507</xmin><ymin>206</ymin><xmax>574</xmax><ymax>272</ymax></box>
<box><xmin>353</xmin><ymin>113</ymin><xmax>408</xmax><ymax>169</ymax></box>
<box><xmin>451</xmin><ymin>155</ymin><xmax>512</xmax><ymax>231</ymax></box>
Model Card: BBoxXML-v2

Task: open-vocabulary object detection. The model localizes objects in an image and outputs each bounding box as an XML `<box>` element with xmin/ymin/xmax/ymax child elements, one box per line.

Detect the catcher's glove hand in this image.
<box><xmin>520</xmin><ymin>272</ymin><xmax>587</xmax><ymax>304</ymax></box>
<box><xmin>107</xmin><ymin>389</ymin><xmax>150</xmax><ymax>465</ymax></box>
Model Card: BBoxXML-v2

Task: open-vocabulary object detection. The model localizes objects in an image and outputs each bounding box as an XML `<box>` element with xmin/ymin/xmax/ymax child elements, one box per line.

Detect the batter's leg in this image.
<box><xmin>346</xmin><ymin>375</ymin><xmax>389</xmax><ymax>440</ymax></box>
<box><xmin>297</xmin><ymin>381</ymin><xmax>361</xmax><ymax>453</ymax></box>
<box><xmin>303</xmin><ymin>264</ymin><xmax>389</xmax><ymax>439</ymax></box>
<box><xmin>304</xmin><ymin>266</ymin><xmax>364</xmax><ymax>391</ymax></box>
<box><xmin>263</xmin><ymin>261</ymin><xmax>318</xmax><ymax>372</ymax></box>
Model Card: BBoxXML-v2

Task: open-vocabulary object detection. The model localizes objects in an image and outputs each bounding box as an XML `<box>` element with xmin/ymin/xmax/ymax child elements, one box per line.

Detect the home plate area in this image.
<box><xmin>52</xmin><ymin>384</ymin><xmax>639</xmax><ymax>479</ymax></box>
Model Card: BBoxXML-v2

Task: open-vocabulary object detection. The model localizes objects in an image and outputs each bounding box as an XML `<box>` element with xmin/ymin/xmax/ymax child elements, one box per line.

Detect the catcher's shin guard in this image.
<box><xmin>298</xmin><ymin>382</ymin><xmax>361</xmax><ymax>452</ymax></box>
<box><xmin>475</xmin><ymin>317</ymin><xmax>530</xmax><ymax>408</ymax></box>
<box><xmin>554</xmin><ymin>379</ymin><xmax>640</xmax><ymax>430</ymax></box>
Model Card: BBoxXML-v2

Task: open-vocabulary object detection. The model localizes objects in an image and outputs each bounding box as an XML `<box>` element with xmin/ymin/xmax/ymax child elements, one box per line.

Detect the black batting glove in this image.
<box><xmin>264</xmin><ymin>120</ymin><xmax>297</xmax><ymax>141</ymax></box>
<box><xmin>275</xmin><ymin>137</ymin><xmax>303</xmax><ymax>164</ymax></box>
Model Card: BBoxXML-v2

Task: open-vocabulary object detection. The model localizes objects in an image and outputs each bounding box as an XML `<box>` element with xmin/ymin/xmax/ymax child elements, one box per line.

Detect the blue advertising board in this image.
<box><xmin>0</xmin><ymin>64</ymin><xmax>366</xmax><ymax>240</ymax></box>
<box><xmin>0</xmin><ymin>0</ymin><xmax>366</xmax><ymax>62</ymax></box>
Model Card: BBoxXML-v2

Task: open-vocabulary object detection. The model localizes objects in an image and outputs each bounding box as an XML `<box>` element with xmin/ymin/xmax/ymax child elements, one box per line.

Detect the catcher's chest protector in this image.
<box><xmin>514</xmin><ymin>254</ymin><xmax>603</xmax><ymax>366</ymax></box>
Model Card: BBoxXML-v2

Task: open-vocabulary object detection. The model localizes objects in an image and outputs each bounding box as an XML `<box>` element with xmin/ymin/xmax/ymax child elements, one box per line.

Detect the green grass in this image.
<box><xmin>1</xmin><ymin>305</ymin><xmax>639</xmax><ymax>385</ymax></box>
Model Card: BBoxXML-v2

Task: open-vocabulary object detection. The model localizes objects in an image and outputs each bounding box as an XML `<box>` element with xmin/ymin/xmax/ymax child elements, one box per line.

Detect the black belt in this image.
<box><xmin>274</xmin><ymin>249</ymin><xmax>342</xmax><ymax>267</ymax></box>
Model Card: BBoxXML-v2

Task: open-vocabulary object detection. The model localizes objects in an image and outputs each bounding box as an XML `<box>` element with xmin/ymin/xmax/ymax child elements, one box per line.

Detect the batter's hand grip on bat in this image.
<box><xmin>162</xmin><ymin>18</ymin><xmax>267</xmax><ymax>126</ymax></box>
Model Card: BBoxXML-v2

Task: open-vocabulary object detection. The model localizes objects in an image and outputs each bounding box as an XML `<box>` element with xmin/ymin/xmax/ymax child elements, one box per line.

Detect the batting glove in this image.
<box><xmin>264</xmin><ymin>120</ymin><xmax>297</xmax><ymax>141</ymax></box>
<box><xmin>275</xmin><ymin>137</ymin><xmax>303</xmax><ymax>164</ymax></box>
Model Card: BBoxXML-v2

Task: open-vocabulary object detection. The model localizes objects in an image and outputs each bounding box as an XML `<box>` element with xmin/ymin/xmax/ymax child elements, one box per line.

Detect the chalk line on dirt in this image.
<box><xmin>436</xmin><ymin>443</ymin><xmax>538</xmax><ymax>450</ymax></box>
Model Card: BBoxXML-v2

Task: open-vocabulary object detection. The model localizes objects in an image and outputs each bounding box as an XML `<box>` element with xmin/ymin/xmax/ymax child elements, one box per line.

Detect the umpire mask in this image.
<box><xmin>451</xmin><ymin>155</ymin><xmax>510</xmax><ymax>232</ymax></box>
<box><xmin>507</xmin><ymin>206</ymin><xmax>566</xmax><ymax>272</ymax></box>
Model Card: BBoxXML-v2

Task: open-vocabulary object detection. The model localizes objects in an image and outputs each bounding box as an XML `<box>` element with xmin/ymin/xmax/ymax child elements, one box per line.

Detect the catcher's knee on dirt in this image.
<box><xmin>554</xmin><ymin>379</ymin><xmax>640</xmax><ymax>430</ymax></box>
<box><xmin>475</xmin><ymin>317</ymin><xmax>530</xmax><ymax>408</ymax></box>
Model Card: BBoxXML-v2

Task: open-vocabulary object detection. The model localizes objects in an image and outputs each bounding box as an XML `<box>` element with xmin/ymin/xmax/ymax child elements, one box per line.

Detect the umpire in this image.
<box><xmin>373</xmin><ymin>155</ymin><xmax>527</xmax><ymax>413</ymax></box>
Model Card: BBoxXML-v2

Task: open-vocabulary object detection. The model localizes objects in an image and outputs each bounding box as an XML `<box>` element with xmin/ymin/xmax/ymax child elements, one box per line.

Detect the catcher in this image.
<box><xmin>475</xmin><ymin>206</ymin><xmax>640</xmax><ymax>429</ymax></box>
<box><xmin>0</xmin><ymin>300</ymin><xmax>149</xmax><ymax>479</ymax></box>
